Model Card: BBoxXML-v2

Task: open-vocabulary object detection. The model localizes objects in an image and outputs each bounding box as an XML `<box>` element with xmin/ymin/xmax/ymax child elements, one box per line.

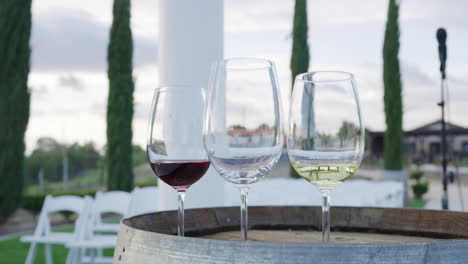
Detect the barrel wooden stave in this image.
<box><xmin>113</xmin><ymin>206</ymin><xmax>468</xmax><ymax>264</ymax></box>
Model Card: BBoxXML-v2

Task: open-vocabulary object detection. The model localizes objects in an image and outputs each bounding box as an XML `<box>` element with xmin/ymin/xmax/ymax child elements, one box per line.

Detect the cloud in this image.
<box><xmin>58</xmin><ymin>75</ymin><xmax>83</xmax><ymax>91</ymax></box>
<box><xmin>31</xmin><ymin>85</ymin><xmax>48</xmax><ymax>98</ymax></box>
<box><xmin>88</xmin><ymin>97</ymin><xmax>152</xmax><ymax>121</ymax></box>
<box><xmin>31</xmin><ymin>8</ymin><xmax>157</xmax><ymax>72</ymax></box>
<box><xmin>133</xmin><ymin>101</ymin><xmax>150</xmax><ymax>121</ymax></box>
<box><xmin>401</xmin><ymin>62</ymin><xmax>436</xmax><ymax>87</ymax></box>
<box><xmin>89</xmin><ymin>102</ymin><xmax>106</xmax><ymax>116</ymax></box>
<box><xmin>400</xmin><ymin>0</ymin><xmax>468</xmax><ymax>26</ymax></box>
<box><xmin>225</xmin><ymin>0</ymin><xmax>468</xmax><ymax>34</ymax></box>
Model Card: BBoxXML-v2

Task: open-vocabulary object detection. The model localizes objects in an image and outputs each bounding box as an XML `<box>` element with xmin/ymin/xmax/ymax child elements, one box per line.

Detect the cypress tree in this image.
<box><xmin>383</xmin><ymin>0</ymin><xmax>403</xmax><ymax>170</ymax></box>
<box><xmin>291</xmin><ymin>0</ymin><xmax>310</xmax><ymax>83</ymax></box>
<box><xmin>0</xmin><ymin>0</ymin><xmax>32</xmax><ymax>222</ymax></box>
<box><xmin>290</xmin><ymin>0</ymin><xmax>310</xmax><ymax>178</ymax></box>
<box><xmin>106</xmin><ymin>0</ymin><xmax>134</xmax><ymax>191</ymax></box>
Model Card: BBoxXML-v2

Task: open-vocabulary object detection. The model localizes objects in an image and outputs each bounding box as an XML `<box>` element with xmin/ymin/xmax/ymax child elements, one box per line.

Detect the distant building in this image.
<box><xmin>227</xmin><ymin>126</ymin><xmax>275</xmax><ymax>147</ymax></box>
<box><xmin>368</xmin><ymin>120</ymin><xmax>468</xmax><ymax>162</ymax></box>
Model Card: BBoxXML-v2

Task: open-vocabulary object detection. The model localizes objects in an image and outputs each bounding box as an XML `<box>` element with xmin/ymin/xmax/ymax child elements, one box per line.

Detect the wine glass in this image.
<box><xmin>147</xmin><ymin>86</ymin><xmax>210</xmax><ymax>237</ymax></box>
<box><xmin>287</xmin><ymin>71</ymin><xmax>364</xmax><ymax>242</ymax></box>
<box><xmin>204</xmin><ymin>58</ymin><xmax>284</xmax><ymax>240</ymax></box>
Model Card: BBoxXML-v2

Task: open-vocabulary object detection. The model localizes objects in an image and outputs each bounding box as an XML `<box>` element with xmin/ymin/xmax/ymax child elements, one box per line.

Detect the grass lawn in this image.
<box><xmin>25</xmin><ymin>169</ymin><xmax>102</xmax><ymax>194</ymax></box>
<box><xmin>407</xmin><ymin>200</ymin><xmax>426</xmax><ymax>209</ymax></box>
<box><xmin>0</xmin><ymin>226</ymin><xmax>114</xmax><ymax>264</ymax></box>
<box><xmin>0</xmin><ymin>236</ymin><xmax>69</xmax><ymax>264</ymax></box>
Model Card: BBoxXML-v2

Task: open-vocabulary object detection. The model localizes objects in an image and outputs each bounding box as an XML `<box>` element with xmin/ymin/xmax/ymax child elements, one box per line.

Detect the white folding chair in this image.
<box><xmin>21</xmin><ymin>195</ymin><xmax>92</xmax><ymax>264</ymax></box>
<box><xmin>92</xmin><ymin>191</ymin><xmax>131</xmax><ymax>233</ymax></box>
<box><xmin>127</xmin><ymin>186</ymin><xmax>158</xmax><ymax>217</ymax></box>
<box><xmin>67</xmin><ymin>191</ymin><xmax>131</xmax><ymax>264</ymax></box>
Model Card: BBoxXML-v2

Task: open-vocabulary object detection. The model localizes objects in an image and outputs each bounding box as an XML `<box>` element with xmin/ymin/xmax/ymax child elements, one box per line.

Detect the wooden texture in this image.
<box><xmin>113</xmin><ymin>206</ymin><xmax>468</xmax><ymax>264</ymax></box>
<box><xmin>200</xmin><ymin>230</ymin><xmax>446</xmax><ymax>243</ymax></box>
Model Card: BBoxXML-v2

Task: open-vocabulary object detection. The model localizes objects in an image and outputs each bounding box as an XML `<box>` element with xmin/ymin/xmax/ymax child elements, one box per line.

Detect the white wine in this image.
<box><xmin>292</xmin><ymin>163</ymin><xmax>359</xmax><ymax>188</ymax></box>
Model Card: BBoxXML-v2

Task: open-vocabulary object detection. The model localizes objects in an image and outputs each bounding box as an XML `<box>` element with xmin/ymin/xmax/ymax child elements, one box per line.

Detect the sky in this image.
<box><xmin>26</xmin><ymin>0</ymin><xmax>468</xmax><ymax>153</ymax></box>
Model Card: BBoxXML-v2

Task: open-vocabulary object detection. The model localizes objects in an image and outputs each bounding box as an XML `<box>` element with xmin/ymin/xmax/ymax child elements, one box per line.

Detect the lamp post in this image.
<box><xmin>436</xmin><ymin>28</ymin><xmax>448</xmax><ymax>210</ymax></box>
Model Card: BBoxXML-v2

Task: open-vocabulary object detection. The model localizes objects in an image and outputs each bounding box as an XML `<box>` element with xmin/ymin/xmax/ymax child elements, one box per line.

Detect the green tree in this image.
<box><xmin>25</xmin><ymin>138</ymin><xmax>102</xmax><ymax>184</ymax></box>
<box><xmin>337</xmin><ymin>121</ymin><xmax>356</xmax><ymax>147</ymax></box>
<box><xmin>290</xmin><ymin>0</ymin><xmax>310</xmax><ymax>178</ymax></box>
<box><xmin>25</xmin><ymin>139</ymin><xmax>62</xmax><ymax>183</ymax></box>
<box><xmin>132</xmin><ymin>145</ymin><xmax>147</xmax><ymax>167</ymax></box>
<box><xmin>106</xmin><ymin>0</ymin><xmax>135</xmax><ymax>191</ymax></box>
<box><xmin>383</xmin><ymin>0</ymin><xmax>403</xmax><ymax>170</ymax></box>
<box><xmin>291</xmin><ymin>0</ymin><xmax>310</xmax><ymax>85</ymax></box>
<box><xmin>67</xmin><ymin>142</ymin><xmax>101</xmax><ymax>176</ymax></box>
<box><xmin>0</xmin><ymin>0</ymin><xmax>32</xmax><ymax>222</ymax></box>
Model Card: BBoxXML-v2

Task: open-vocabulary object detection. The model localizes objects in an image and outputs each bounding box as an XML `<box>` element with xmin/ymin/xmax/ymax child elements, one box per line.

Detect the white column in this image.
<box><xmin>158</xmin><ymin>0</ymin><xmax>224</xmax><ymax>211</ymax></box>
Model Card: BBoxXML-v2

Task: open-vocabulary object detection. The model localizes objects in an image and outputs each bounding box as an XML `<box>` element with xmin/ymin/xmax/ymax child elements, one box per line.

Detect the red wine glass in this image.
<box><xmin>147</xmin><ymin>86</ymin><xmax>209</xmax><ymax>236</ymax></box>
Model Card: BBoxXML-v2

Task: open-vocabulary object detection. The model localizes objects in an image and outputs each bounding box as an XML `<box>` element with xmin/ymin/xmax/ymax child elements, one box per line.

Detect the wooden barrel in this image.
<box><xmin>113</xmin><ymin>206</ymin><xmax>468</xmax><ymax>263</ymax></box>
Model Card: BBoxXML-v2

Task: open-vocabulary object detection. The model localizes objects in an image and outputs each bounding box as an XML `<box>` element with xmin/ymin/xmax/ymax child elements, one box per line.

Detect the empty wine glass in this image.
<box><xmin>287</xmin><ymin>71</ymin><xmax>364</xmax><ymax>242</ymax></box>
<box><xmin>204</xmin><ymin>58</ymin><xmax>284</xmax><ymax>240</ymax></box>
<box><xmin>147</xmin><ymin>86</ymin><xmax>210</xmax><ymax>236</ymax></box>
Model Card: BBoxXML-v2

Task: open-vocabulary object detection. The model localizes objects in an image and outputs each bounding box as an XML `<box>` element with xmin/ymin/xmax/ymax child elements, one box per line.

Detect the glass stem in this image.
<box><xmin>320</xmin><ymin>188</ymin><xmax>332</xmax><ymax>243</ymax></box>
<box><xmin>177</xmin><ymin>191</ymin><xmax>186</xmax><ymax>237</ymax></box>
<box><xmin>239</xmin><ymin>186</ymin><xmax>249</xmax><ymax>240</ymax></box>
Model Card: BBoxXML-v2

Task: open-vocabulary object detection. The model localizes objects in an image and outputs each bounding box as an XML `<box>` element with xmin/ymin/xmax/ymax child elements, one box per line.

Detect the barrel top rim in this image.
<box><xmin>121</xmin><ymin>206</ymin><xmax>468</xmax><ymax>245</ymax></box>
<box><xmin>120</xmin><ymin>224</ymin><xmax>468</xmax><ymax>247</ymax></box>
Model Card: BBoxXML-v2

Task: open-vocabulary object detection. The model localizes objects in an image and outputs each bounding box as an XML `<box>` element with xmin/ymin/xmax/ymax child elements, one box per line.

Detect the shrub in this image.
<box><xmin>410</xmin><ymin>170</ymin><xmax>429</xmax><ymax>200</ymax></box>
<box><xmin>409</xmin><ymin>171</ymin><xmax>424</xmax><ymax>181</ymax></box>
<box><xmin>412</xmin><ymin>182</ymin><xmax>429</xmax><ymax>200</ymax></box>
<box><xmin>135</xmin><ymin>179</ymin><xmax>157</xmax><ymax>188</ymax></box>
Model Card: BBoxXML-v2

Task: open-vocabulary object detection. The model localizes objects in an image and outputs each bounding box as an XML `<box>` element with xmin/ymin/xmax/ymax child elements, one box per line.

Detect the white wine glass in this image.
<box><xmin>204</xmin><ymin>58</ymin><xmax>284</xmax><ymax>240</ymax></box>
<box><xmin>147</xmin><ymin>86</ymin><xmax>210</xmax><ymax>236</ymax></box>
<box><xmin>287</xmin><ymin>71</ymin><xmax>364</xmax><ymax>242</ymax></box>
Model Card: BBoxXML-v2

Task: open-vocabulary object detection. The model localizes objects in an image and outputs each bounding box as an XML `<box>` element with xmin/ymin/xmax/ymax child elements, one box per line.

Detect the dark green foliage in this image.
<box><xmin>383</xmin><ymin>0</ymin><xmax>404</xmax><ymax>170</ymax></box>
<box><xmin>25</xmin><ymin>137</ymin><xmax>102</xmax><ymax>184</ymax></box>
<box><xmin>230</xmin><ymin>124</ymin><xmax>247</xmax><ymax>130</ymax></box>
<box><xmin>338</xmin><ymin>121</ymin><xmax>357</xmax><ymax>147</ymax></box>
<box><xmin>106</xmin><ymin>0</ymin><xmax>135</xmax><ymax>191</ymax></box>
<box><xmin>132</xmin><ymin>145</ymin><xmax>147</xmax><ymax>167</ymax></box>
<box><xmin>364</xmin><ymin>128</ymin><xmax>371</xmax><ymax>151</ymax></box>
<box><xmin>0</xmin><ymin>0</ymin><xmax>32</xmax><ymax>222</ymax></box>
<box><xmin>409</xmin><ymin>171</ymin><xmax>424</xmax><ymax>181</ymax></box>
<box><xmin>411</xmin><ymin>182</ymin><xmax>429</xmax><ymax>200</ymax></box>
<box><xmin>290</xmin><ymin>0</ymin><xmax>310</xmax><ymax>85</ymax></box>
<box><xmin>290</xmin><ymin>0</ymin><xmax>310</xmax><ymax>178</ymax></box>
<box><xmin>135</xmin><ymin>179</ymin><xmax>158</xmax><ymax>188</ymax></box>
<box><xmin>410</xmin><ymin>169</ymin><xmax>429</xmax><ymax>200</ymax></box>
<box><xmin>22</xmin><ymin>194</ymin><xmax>47</xmax><ymax>216</ymax></box>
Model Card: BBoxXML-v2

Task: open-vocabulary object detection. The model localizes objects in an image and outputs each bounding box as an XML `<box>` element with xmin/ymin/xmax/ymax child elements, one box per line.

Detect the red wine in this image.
<box><xmin>150</xmin><ymin>160</ymin><xmax>210</xmax><ymax>191</ymax></box>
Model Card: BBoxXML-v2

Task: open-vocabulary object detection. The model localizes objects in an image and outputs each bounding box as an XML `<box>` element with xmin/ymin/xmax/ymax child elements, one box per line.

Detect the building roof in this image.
<box><xmin>406</xmin><ymin>120</ymin><xmax>468</xmax><ymax>135</ymax></box>
<box><xmin>368</xmin><ymin>120</ymin><xmax>468</xmax><ymax>136</ymax></box>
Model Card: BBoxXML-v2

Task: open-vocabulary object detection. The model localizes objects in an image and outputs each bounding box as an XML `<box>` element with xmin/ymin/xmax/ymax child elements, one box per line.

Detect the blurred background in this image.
<box><xmin>1</xmin><ymin>0</ymin><xmax>468</xmax><ymax>241</ymax></box>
